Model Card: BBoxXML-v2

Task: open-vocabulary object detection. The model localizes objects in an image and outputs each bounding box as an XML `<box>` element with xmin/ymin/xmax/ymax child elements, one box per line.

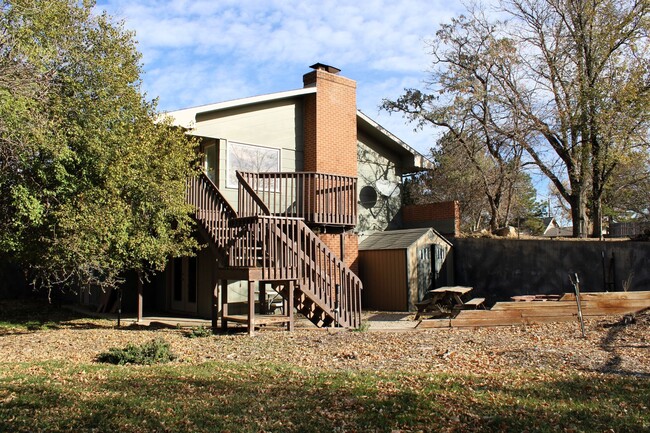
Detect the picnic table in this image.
<box><xmin>414</xmin><ymin>286</ymin><xmax>484</xmax><ymax>320</ymax></box>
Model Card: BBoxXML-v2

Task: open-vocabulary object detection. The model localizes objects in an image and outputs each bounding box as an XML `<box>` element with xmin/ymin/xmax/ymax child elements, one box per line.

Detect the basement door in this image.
<box><xmin>171</xmin><ymin>256</ymin><xmax>198</xmax><ymax>314</ymax></box>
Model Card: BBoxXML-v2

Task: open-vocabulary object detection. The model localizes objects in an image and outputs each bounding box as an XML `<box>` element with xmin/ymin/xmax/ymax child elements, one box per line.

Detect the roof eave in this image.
<box><xmin>356</xmin><ymin>110</ymin><xmax>433</xmax><ymax>172</ymax></box>
<box><xmin>165</xmin><ymin>87</ymin><xmax>318</xmax><ymax>129</ymax></box>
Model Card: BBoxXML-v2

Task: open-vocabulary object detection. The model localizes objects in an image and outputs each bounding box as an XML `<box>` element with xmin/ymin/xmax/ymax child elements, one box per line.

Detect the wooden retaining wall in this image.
<box><xmin>419</xmin><ymin>291</ymin><xmax>650</xmax><ymax>328</ymax></box>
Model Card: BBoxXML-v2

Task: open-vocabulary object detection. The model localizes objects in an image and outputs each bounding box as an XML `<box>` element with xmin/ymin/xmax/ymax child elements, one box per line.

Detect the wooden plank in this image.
<box><xmin>581</xmin><ymin>306</ymin><xmax>650</xmax><ymax>316</ymax></box>
<box><xmin>491</xmin><ymin>299</ymin><xmax>650</xmax><ymax>315</ymax></box>
<box><xmin>449</xmin><ymin>309</ymin><xmax>580</xmax><ymax>327</ymax></box>
<box><xmin>454</xmin><ymin>310</ymin><xmax>523</xmax><ymax>320</ymax></box>
<box><xmin>451</xmin><ymin>313</ymin><xmax>527</xmax><ymax>327</ymax></box>
<box><xmin>222</xmin><ymin>314</ymin><xmax>292</xmax><ymax>325</ymax></box>
<box><xmin>450</xmin><ymin>315</ymin><xmax>578</xmax><ymax>327</ymax></box>
<box><xmin>417</xmin><ymin>318</ymin><xmax>451</xmax><ymax>328</ymax></box>
<box><xmin>561</xmin><ymin>291</ymin><xmax>650</xmax><ymax>301</ymax></box>
<box><xmin>430</xmin><ymin>286</ymin><xmax>473</xmax><ymax>295</ymax></box>
<box><xmin>462</xmin><ymin>297</ymin><xmax>485</xmax><ymax>307</ymax></box>
<box><xmin>492</xmin><ymin>299</ymin><xmax>650</xmax><ymax>311</ymax></box>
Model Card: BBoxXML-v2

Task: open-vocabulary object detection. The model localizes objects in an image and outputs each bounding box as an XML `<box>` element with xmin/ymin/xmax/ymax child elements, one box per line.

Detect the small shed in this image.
<box><xmin>358</xmin><ymin>228</ymin><xmax>453</xmax><ymax>311</ymax></box>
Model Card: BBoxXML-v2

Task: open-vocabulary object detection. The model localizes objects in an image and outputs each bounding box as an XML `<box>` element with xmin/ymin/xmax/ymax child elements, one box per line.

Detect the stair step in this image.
<box><xmin>189</xmin><ymin>174</ymin><xmax>361</xmax><ymax>330</ymax></box>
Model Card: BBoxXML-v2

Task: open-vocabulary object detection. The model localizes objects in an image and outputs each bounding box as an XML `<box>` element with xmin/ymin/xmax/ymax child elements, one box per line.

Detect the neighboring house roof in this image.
<box><xmin>543</xmin><ymin>226</ymin><xmax>574</xmax><ymax>237</ymax></box>
<box><xmin>165</xmin><ymin>87</ymin><xmax>432</xmax><ymax>172</ymax></box>
<box><xmin>359</xmin><ymin>227</ymin><xmax>451</xmax><ymax>251</ymax></box>
<box><xmin>540</xmin><ymin>217</ymin><xmax>560</xmax><ymax>236</ymax></box>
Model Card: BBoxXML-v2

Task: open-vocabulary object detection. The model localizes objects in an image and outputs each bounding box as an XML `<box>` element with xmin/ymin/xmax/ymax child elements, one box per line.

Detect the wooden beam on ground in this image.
<box><xmin>560</xmin><ymin>291</ymin><xmax>650</xmax><ymax>301</ymax></box>
<box><xmin>417</xmin><ymin>318</ymin><xmax>451</xmax><ymax>329</ymax></box>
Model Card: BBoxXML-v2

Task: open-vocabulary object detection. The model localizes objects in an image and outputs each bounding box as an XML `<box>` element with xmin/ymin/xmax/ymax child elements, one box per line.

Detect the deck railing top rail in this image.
<box><xmin>238</xmin><ymin>171</ymin><xmax>357</xmax><ymax>227</ymax></box>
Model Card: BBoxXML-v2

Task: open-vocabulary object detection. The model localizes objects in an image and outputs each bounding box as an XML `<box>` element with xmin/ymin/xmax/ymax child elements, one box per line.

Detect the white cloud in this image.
<box><xmin>97</xmin><ymin>0</ymin><xmax>466</xmax><ymax>151</ymax></box>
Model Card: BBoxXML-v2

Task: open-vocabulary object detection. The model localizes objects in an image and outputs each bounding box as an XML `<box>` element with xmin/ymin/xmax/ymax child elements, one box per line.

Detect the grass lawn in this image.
<box><xmin>1</xmin><ymin>359</ymin><xmax>649</xmax><ymax>432</ymax></box>
<box><xmin>1</xmin><ymin>299</ymin><xmax>649</xmax><ymax>432</ymax></box>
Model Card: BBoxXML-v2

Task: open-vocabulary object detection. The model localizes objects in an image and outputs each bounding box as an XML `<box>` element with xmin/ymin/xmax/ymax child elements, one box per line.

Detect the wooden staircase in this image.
<box><xmin>186</xmin><ymin>172</ymin><xmax>362</xmax><ymax>329</ymax></box>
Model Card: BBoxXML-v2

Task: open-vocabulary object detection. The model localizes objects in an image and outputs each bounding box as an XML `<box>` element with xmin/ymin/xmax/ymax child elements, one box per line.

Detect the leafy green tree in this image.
<box><xmin>0</xmin><ymin>0</ymin><xmax>199</xmax><ymax>292</ymax></box>
<box><xmin>404</xmin><ymin>133</ymin><xmax>544</xmax><ymax>233</ymax></box>
<box><xmin>384</xmin><ymin>0</ymin><xmax>649</xmax><ymax>238</ymax></box>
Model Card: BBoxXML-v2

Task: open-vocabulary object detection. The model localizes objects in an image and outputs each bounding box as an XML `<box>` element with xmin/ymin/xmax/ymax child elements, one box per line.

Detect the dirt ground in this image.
<box><xmin>1</xmin><ymin>309</ymin><xmax>648</xmax><ymax>377</ymax></box>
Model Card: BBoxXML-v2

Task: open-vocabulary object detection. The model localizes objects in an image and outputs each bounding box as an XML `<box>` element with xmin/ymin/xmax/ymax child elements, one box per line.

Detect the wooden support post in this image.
<box><xmin>211</xmin><ymin>280</ymin><xmax>219</xmax><ymax>332</ymax></box>
<box><xmin>287</xmin><ymin>280</ymin><xmax>295</xmax><ymax>332</ymax></box>
<box><xmin>260</xmin><ymin>282</ymin><xmax>267</xmax><ymax>314</ymax></box>
<box><xmin>137</xmin><ymin>272</ymin><xmax>143</xmax><ymax>323</ymax></box>
<box><xmin>248</xmin><ymin>280</ymin><xmax>256</xmax><ymax>336</ymax></box>
<box><xmin>221</xmin><ymin>279</ymin><xmax>228</xmax><ymax>331</ymax></box>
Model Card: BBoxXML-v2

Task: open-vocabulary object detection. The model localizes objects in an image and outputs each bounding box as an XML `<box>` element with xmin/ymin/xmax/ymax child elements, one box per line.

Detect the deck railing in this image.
<box><xmin>187</xmin><ymin>171</ymin><xmax>362</xmax><ymax>328</ymax></box>
<box><xmin>227</xmin><ymin>214</ymin><xmax>362</xmax><ymax>328</ymax></box>
<box><xmin>186</xmin><ymin>173</ymin><xmax>237</xmax><ymax>249</ymax></box>
<box><xmin>238</xmin><ymin>171</ymin><xmax>357</xmax><ymax>227</ymax></box>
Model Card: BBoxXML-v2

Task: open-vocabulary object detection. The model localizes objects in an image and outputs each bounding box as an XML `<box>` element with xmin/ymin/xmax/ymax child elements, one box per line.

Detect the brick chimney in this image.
<box><xmin>302</xmin><ymin>63</ymin><xmax>357</xmax><ymax>177</ymax></box>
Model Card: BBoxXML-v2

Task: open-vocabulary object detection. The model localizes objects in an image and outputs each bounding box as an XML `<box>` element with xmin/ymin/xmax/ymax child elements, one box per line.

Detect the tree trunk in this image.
<box><xmin>570</xmin><ymin>193</ymin><xmax>589</xmax><ymax>238</ymax></box>
<box><xmin>591</xmin><ymin>197</ymin><xmax>603</xmax><ymax>239</ymax></box>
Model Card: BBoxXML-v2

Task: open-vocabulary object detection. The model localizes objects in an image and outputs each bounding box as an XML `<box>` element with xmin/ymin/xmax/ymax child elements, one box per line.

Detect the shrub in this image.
<box><xmin>97</xmin><ymin>338</ymin><xmax>177</xmax><ymax>365</ymax></box>
<box><xmin>186</xmin><ymin>325</ymin><xmax>212</xmax><ymax>338</ymax></box>
<box><xmin>352</xmin><ymin>321</ymin><xmax>370</xmax><ymax>332</ymax></box>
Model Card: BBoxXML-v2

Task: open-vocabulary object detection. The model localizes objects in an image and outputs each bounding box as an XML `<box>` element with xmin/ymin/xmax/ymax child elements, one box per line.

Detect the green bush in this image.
<box><xmin>186</xmin><ymin>325</ymin><xmax>212</xmax><ymax>338</ymax></box>
<box><xmin>352</xmin><ymin>321</ymin><xmax>370</xmax><ymax>332</ymax></box>
<box><xmin>97</xmin><ymin>338</ymin><xmax>177</xmax><ymax>365</ymax></box>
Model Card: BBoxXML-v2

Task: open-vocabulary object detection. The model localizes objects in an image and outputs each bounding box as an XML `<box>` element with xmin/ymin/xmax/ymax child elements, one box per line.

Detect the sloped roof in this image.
<box><xmin>357</xmin><ymin>110</ymin><xmax>433</xmax><ymax>171</ymax></box>
<box><xmin>359</xmin><ymin>228</ymin><xmax>450</xmax><ymax>250</ymax></box>
<box><xmin>165</xmin><ymin>87</ymin><xmax>318</xmax><ymax>128</ymax></box>
<box><xmin>164</xmin><ymin>87</ymin><xmax>432</xmax><ymax>172</ymax></box>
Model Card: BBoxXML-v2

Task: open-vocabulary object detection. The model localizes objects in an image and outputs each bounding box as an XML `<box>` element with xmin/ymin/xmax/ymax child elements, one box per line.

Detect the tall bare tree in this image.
<box><xmin>383</xmin><ymin>11</ymin><xmax>527</xmax><ymax>232</ymax></box>
<box><xmin>384</xmin><ymin>0</ymin><xmax>649</xmax><ymax>237</ymax></box>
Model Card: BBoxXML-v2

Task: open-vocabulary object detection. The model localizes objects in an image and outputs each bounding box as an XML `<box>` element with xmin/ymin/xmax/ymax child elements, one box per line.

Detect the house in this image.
<box><xmin>540</xmin><ymin>217</ymin><xmax>573</xmax><ymax>237</ymax></box>
<box><xmin>130</xmin><ymin>63</ymin><xmax>437</xmax><ymax>333</ymax></box>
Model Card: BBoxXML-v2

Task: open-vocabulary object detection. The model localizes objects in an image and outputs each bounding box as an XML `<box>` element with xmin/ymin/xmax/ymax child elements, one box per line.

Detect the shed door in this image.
<box><xmin>417</xmin><ymin>246</ymin><xmax>433</xmax><ymax>302</ymax></box>
<box><xmin>433</xmin><ymin>244</ymin><xmax>448</xmax><ymax>288</ymax></box>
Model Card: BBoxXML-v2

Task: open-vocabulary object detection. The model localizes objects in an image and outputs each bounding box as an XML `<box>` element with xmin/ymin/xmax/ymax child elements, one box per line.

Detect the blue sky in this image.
<box><xmin>95</xmin><ymin>0</ymin><xmax>468</xmax><ymax>155</ymax></box>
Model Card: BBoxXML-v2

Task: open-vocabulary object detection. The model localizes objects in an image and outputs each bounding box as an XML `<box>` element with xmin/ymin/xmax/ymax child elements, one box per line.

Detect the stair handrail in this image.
<box><xmin>191</xmin><ymin>171</ymin><xmax>362</xmax><ymax>328</ymax></box>
<box><xmin>236</xmin><ymin>171</ymin><xmax>270</xmax><ymax>217</ymax></box>
<box><xmin>294</xmin><ymin>219</ymin><xmax>362</xmax><ymax>327</ymax></box>
<box><xmin>236</xmin><ymin>174</ymin><xmax>362</xmax><ymax>327</ymax></box>
<box><xmin>186</xmin><ymin>172</ymin><xmax>238</xmax><ymax>249</ymax></box>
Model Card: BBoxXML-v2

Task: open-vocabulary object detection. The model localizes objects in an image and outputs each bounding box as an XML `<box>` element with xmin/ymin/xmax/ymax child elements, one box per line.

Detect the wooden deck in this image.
<box><xmin>418</xmin><ymin>291</ymin><xmax>650</xmax><ymax>329</ymax></box>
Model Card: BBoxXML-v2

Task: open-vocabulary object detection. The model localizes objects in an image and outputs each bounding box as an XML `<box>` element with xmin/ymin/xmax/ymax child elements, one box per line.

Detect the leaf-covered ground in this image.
<box><xmin>0</xmin><ymin>301</ymin><xmax>648</xmax><ymax>432</ymax></box>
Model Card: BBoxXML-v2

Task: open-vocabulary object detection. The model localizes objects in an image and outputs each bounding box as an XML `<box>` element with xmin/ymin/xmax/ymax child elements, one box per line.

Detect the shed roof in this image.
<box><xmin>359</xmin><ymin>228</ymin><xmax>450</xmax><ymax>251</ymax></box>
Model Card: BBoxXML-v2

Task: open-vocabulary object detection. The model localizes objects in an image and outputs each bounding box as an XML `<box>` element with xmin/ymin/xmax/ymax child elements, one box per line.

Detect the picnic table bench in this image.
<box><xmin>414</xmin><ymin>286</ymin><xmax>484</xmax><ymax>320</ymax></box>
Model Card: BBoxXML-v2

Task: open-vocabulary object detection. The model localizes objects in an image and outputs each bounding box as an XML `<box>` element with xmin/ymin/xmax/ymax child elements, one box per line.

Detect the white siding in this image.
<box><xmin>191</xmin><ymin>99</ymin><xmax>304</xmax><ymax>211</ymax></box>
<box><xmin>357</xmin><ymin>132</ymin><xmax>403</xmax><ymax>237</ymax></box>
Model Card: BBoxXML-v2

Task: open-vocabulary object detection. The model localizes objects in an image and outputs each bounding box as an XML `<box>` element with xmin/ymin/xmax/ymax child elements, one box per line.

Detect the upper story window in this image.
<box><xmin>226</xmin><ymin>141</ymin><xmax>280</xmax><ymax>188</ymax></box>
<box><xmin>203</xmin><ymin>142</ymin><xmax>217</xmax><ymax>183</ymax></box>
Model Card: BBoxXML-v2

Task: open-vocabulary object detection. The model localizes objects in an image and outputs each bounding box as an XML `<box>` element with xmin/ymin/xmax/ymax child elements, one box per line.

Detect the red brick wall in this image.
<box><xmin>302</xmin><ymin>67</ymin><xmax>360</xmax><ymax>277</ymax></box>
<box><xmin>302</xmin><ymin>69</ymin><xmax>357</xmax><ymax>177</ymax></box>
<box><xmin>402</xmin><ymin>201</ymin><xmax>461</xmax><ymax>236</ymax></box>
<box><xmin>318</xmin><ymin>232</ymin><xmax>359</xmax><ymax>276</ymax></box>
